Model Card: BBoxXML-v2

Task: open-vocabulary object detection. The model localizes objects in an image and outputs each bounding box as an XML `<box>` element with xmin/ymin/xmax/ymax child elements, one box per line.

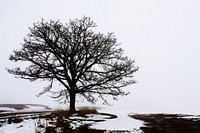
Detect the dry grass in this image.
<box><xmin>51</xmin><ymin>106</ymin><xmax>98</xmax><ymax>118</ymax></box>
<box><xmin>77</xmin><ymin>106</ymin><xmax>98</xmax><ymax>116</ymax></box>
<box><xmin>53</xmin><ymin>108</ymin><xmax>69</xmax><ymax>113</ymax></box>
<box><xmin>51</xmin><ymin>108</ymin><xmax>71</xmax><ymax>119</ymax></box>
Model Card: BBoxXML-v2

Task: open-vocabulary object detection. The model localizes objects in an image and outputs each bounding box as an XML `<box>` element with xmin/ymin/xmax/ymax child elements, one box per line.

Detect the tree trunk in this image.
<box><xmin>69</xmin><ymin>91</ymin><xmax>76</xmax><ymax>113</ymax></box>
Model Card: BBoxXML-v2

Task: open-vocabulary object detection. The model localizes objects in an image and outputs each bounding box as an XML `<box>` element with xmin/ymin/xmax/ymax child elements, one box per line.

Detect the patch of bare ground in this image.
<box><xmin>129</xmin><ymin>114</ymin><xmax>200</xmax><ymax>133</ymax></box>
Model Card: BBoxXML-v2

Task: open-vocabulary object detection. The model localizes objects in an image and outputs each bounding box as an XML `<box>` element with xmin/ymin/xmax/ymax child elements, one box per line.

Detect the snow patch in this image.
<box><xmin>21</xmin><ymin>105</ymin><xmax>51</xmax><ymax>112</ymax></box>
<box><xmin>0</xmin><ymin>107</ymin><xmax>17</xmax><ymax>112</ymax></box>
<box><xmin>0</xmin><ymin>119</ymin><xmax>36</xmax><ymax>133</ymax></box>
<box><xmin>91</xmin><ymin>108</ymin><xmax>144</xmax><ymax>132</ymax></box>
<box><xmin>0</xmin><ymin>104</ymin><xmax>52</xmax><ymax>114</ymax></box>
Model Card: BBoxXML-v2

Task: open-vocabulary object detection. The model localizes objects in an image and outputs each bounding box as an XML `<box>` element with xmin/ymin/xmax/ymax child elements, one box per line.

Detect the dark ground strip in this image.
<box><xmin>130</xmin><ymin>114</ymin><xmax>200</xmax><ymax>133</ymax></box>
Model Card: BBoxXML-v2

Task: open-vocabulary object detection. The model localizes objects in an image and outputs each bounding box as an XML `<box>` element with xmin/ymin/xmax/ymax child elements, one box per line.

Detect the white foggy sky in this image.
<box><xmin>1</xmin><ymin>0</ymin><xmax>200</xmax><ymax>114</ymax></box>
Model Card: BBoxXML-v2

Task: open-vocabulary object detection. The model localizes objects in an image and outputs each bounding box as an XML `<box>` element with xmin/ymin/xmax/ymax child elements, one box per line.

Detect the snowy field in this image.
<box><xmin>1</xmin><ymin>104</ymin><xmax>200</xmax><ymax>133</ymax></box>
<box><xmin>0</xmin><ymin>104</ymin><xmax>144</xmax><ymax>133</ymax></box>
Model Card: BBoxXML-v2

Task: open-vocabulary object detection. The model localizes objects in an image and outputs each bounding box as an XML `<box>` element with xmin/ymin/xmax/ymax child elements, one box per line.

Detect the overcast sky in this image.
<box><xmin>1</xmin><ymin>0</ymin><xmax>200</xmax><ymax>114</ymax></box>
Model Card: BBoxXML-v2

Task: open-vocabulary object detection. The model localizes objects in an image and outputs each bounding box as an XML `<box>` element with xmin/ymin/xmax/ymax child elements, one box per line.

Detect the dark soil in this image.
<box><xmin>130</xmin><ymin>114</ymin><xmax>200</xmax><ymax>133</ymax></box>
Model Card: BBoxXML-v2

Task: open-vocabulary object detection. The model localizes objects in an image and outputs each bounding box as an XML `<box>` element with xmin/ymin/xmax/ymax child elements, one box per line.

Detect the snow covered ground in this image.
<box><xmin>0</xmin><ymin>119</ymin><xmax>37</xmax><ymax>133</ymax></box>
<box><xmin>0</xmin><ymin>105</ymin><xmax>144</xmax><ymax>133</ymax></box>
<box><xmin>2</xmin><ymin>105</ymin><xmax>200</xmax><ymax>133</ymax></box>
<box><xmin>0</xmin><ymin>104</ymin><xmax>51</xmax><ymax>113</ymax></box>
<box><xmin>91</xmin><ymin>108</ymin><xmax>144</xmax><ymax>132</ymax></box>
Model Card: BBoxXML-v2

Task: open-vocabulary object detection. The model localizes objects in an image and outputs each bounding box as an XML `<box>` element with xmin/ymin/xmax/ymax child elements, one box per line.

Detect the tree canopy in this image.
<box><xmin>7</xmin><ymin>17</ymin><xmax>139</xmax><ymax>112</ymax></box>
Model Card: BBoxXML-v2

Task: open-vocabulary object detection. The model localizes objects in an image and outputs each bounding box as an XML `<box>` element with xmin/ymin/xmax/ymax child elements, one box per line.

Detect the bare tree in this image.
<box><xmin>7</xmin><ymin>17</ymin><xmax>138</xmax><ymax>112</ymax></box>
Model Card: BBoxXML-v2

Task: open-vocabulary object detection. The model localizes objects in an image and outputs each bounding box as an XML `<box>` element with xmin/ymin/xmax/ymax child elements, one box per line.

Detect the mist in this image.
<box><xmin>1</xmin><ymin>0</ymin><xmax>200</xmax><ymax>114</ymax></box>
